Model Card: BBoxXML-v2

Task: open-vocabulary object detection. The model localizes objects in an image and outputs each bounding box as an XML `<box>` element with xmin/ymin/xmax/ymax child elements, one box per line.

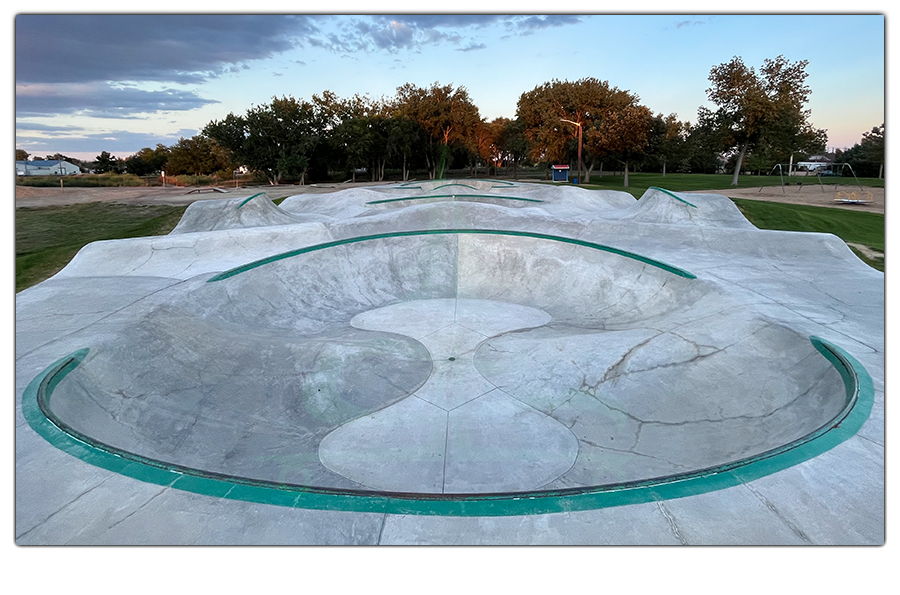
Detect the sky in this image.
<box><xmin>13</xmin><ymin>10</ymin><xmax>886</xmax><ymax>161</ymax></box>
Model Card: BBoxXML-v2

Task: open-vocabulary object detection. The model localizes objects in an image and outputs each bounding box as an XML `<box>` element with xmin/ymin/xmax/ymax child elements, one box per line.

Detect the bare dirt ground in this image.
<box><xmin>695</xmin><ymin>184</ymin><xmax>885</xmax><ymax>214</ymax></box>
<box><xmin>14</xmin><ymin>182</ymin><xmax>397</xmax><ymax>209</ymax></box>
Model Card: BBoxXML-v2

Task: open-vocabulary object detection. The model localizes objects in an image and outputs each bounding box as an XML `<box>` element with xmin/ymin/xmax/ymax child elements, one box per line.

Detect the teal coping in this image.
<box><xmin>648</xmin><ymin>186</ymin><xmax>699</xmax><ymax>208</ymax></box>
<box><xmin>432</xmin><ymin>182</ymin><xmax>479</xmax><ymax>190</ymax></box>
<box><xmin>22</xmin><ymin>336</ymin><xmax>873</xmax><ymax>516</ymax></box>
<box><xmin>397</xmin><ymin>179</ymin><xmax>515</xmax><ymax>188</ymax></box>
<box><xmin>205</xmin><ymin>229</ymin><xmax>697</xmax><ymax>282</ymax></box>
<box><xmin>237</xmin><ymin>192</ymin><xmax>266</xmax><ymax>208</ymax></box>
<box><xmin>366</xmin><ymin>194</ymin><xmax>543</xmax><ymax>205</ymax></box>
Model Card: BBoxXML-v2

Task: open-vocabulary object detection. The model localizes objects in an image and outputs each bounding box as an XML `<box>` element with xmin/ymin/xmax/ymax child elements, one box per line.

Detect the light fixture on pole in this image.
<box><xmin>561</xmin><ymin>119</ymin><xmax>582</xmax><ymax>184</ymax></box>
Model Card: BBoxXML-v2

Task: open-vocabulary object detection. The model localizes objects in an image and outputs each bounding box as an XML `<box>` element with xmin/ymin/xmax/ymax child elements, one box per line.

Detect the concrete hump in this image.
<box><xmin>171</xmin><ymin>193</ymin><xmax>322</xmax><ymax>234</ymax></box>
<box><xmin>611</xmin><ymin>187</ymin><xmax>756</xmax><ymax>229</ymax></box>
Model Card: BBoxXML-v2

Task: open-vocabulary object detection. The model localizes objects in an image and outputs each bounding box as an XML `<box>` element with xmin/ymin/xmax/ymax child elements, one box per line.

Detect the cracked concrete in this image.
<box><xmin>16</xmin><ymin>181</ymin><xmax>883</xmax><ymax>544</ymax></box>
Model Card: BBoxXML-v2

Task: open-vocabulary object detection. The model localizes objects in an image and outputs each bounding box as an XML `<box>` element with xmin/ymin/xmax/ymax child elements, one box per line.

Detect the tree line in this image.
<box><xmin>16</xmin><ymin>56</ymin><xmax>885</xmax><ymax>186</ymax></box>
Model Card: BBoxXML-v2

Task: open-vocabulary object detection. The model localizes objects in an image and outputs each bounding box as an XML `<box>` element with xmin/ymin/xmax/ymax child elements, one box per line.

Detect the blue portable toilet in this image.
<box><xmin>551</xmin><ymin>165</ymin><xmax>570</xmax><ymax>182</ymax></box>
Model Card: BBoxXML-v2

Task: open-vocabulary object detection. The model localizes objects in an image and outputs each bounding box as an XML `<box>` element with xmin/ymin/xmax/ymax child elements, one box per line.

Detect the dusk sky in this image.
<box><xmin>13</xmin><ymin>11</ymin><xmax>886</xmax><ymax>161</ymax></box>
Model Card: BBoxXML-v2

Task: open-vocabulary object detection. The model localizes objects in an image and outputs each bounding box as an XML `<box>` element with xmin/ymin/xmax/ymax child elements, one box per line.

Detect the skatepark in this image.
<box><xmin>15</xmin><ymin>180</ymin><xmax>884</xmax><ymax>544</ymax></box>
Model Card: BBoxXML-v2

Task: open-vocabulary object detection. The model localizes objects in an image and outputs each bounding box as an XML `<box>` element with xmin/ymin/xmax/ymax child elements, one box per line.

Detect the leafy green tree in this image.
<box><xmin>645</xmin><ymin>113</ymin><xmax>689</xmax><ymax>176</ymax></box>
<box><xmin>165</xmin><ymin>136</ymin><xmax>232</xmax><ymax>176</ymax></box>
<box><xmin>125</xmin><ymin>144</ymin><xmax>170</xmax><ymax>176</ymax></box>
<box><xmin>706</xmin><ymin>55</ymin><xmax>825</xmax><ymax>185</ymax></box>
<box><xmin>861</xmin><ymin>123</ymin><xmax>885</xmax><ymax>179</ymax></box>
<box><xmin>496</xmin><ymin>117</ymin><xmax>530</xmax><ymax>180</ymax></box>
<box><xmin>838</xmin><ymin>123</ymin><xmax>885</xmax><ymax>178</ymax></box>
<box><xmin>384</xmin><ymin>115</ymin><xmax>424</xmax><ymax>181</ymax></box>
<box><xmin>591</xmin><ymin>105</ymin><xmax>652</xmax><ymax>187</ymax></box>
<box><xmin>204</xmin><ymin>95</ymin><xmax>322</xmax><ymax>185</ymax></box>
<box><xmin>394</xmin><ymin>82</ymin><xmax>481</xmax><ymax>179</ymax></box>
<box><xmin>93</xmin><ymin>151</ymin><xmax>122</xmax><ymax>174</ymax></box>
<box><xmin>683</xmin><ymin>108</ymin><xmax>727</xmax><ymax>174</ymax></box>
<box><xmin>16</xmin><ymin>149</ymin><xmax>30</xmax><ymax>161</ymax></box>
<box><xmin>516</xmin><ymin>78</ymin><xmax>636</xmax><ymax>182</ymax></box>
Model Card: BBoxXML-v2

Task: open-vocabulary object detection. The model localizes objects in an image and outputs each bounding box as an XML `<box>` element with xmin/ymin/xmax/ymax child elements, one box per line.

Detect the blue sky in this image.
<box><xmin>13</xmin><ymin>11</ymin><xmax>886</xmax><ymax>161</ymax></box>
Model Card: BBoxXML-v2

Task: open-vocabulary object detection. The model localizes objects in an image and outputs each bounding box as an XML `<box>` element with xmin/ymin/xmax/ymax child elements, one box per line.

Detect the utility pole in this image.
<box><xmin>561</xmin><ymin>119</ymin><xmax>582</xmax><ymax>184</ymax></box>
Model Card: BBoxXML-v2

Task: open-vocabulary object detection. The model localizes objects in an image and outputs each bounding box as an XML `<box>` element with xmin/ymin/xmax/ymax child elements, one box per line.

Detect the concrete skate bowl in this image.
<box><xmin>365</xmin><ymin>180</ymin><xmax>544</xmax><ymax>210</ymax></box>
<box><xmin>25</xmin><ymin>230</ymin><xmax>872</xmax><ymax>516</ymax></box>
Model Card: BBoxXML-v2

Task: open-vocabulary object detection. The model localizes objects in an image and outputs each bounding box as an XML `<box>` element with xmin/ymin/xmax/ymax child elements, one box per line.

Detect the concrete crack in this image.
<box><xmin>656</xmin><ymin>501</ymin><xmax>688</xmax><ymax>545</ymax></box>
<box><xmin>744</xmin><ymin>482</ymin><xmax>811</xmax><ymax>543</ymax></box>
<box><xmin>16</xmin><ymin>475</ymin><xmax>113</xmax><ymax>540</ymax></box>
<box><xmin>105</xmin><ymin>485</ymin><xmax>169</xmax><ymax>532</ymax></box>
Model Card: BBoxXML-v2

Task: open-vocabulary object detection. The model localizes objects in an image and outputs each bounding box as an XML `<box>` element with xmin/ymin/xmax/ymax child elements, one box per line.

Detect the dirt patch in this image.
<box><xmin>847</xmin><ymin>242</ymin><xmax>884</xmax><ymax>260</ymax></box>
<box><xmin>695</xmin><ymin>184</ymin><xmax>884</xmax><ymax>214</ymax></box>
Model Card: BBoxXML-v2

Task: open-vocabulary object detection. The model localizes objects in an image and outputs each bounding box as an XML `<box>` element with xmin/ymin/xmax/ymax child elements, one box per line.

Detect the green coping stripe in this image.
<box><xmin>432</xmin><ymin>182</ymin><xmax>479</xmax><ymax>191</ymax></box>
<box><xmin>205</xmin><ymin>229</ymin><xmax>696</xmax><ymax>282</ymax></box>
<box><xmin>366</xmin><ymin>194</ymin><xmax>543</xmax><ymax>205</ymax></box>
<box><xmin>237</xmin><ymin>192</ymin><xmax>266</xmax><ymax>208</ymax></box>
<box><xmin>648</xmin><ymin>186</ymin><xmax>699</xmax><ymax>208</ymax></box>
<box><xmin>23</xmin><ymin>336</ymin><xmax>873</xmax><ymax>516</ymax></box>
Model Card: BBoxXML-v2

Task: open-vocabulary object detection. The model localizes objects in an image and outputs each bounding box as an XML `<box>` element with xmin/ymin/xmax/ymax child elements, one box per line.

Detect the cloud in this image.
<box><xmin>16</xmin><ymin>126</ymin><xmax>199</xmax><ymax>156</ymax></box>
<box><xmin>16</xmin><ymin>82</ymin><xmax>219</xmax><ymax>118</ymax></box>
<box><xmin>513</xmin><ymin>15</ymin><xmax>583</xmax><ymax>30</ymax></box>
<box><xmin>15</xmin><ymin>15</ymin><xmax>321</xmax><ymax>85</ymax></box>
<box><xmin>309</xmin><ymin>15</ymin><xmax>515</xmax><ymax>54</ymax></box>
<box><xmin>456</xmin><ymin>43</ymin><xmax>487</xmax><ymax>52</ymax></box>
<box><xmin>674</xmin><ymin>19</ymin><xmax>707</xmax><ymax>29</ymax></box>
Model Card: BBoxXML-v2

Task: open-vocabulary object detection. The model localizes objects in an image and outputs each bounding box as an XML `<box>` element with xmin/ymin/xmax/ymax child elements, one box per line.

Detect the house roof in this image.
<box><xmin>17</xmin><ymin>160</ymin><xmax>76</xmax><ymax>167</ymax></box>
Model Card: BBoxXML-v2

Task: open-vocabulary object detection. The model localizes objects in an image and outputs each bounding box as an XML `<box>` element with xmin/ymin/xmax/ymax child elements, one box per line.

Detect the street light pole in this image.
<box><xmin>561</xmin><ymin>119</ymin><xmax>582</xmax><ymax>184</ymax></box>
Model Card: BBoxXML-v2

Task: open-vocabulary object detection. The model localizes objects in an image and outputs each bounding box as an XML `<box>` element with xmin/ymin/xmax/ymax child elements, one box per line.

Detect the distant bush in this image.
<box><xmin>16</xmin><ymin>174</ymin><xmax>145</xmax><ymax>187</ymax></box>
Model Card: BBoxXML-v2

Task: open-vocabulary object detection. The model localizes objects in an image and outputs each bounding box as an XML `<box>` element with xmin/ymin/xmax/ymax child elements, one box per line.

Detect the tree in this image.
<box><xmin>16</xmin><ymin>149</ymin><xmax>29</xmax><ymax>161</ymax></box>
<box><xmin>682</xmin><ymin>108</ymin><xmax>727</xmax><ymax>173</ymax></box>
<box><xmin>204</xmin><ymin>96</ymin><xmax>322</xmax><ymax>185</ymax></box>
<box><xmin>839</xmin><ymin>123</ymin><xmax>885</xmax><ymax>178</ymax></box>
<box><xmin>590</xmin><ymin>105</ymin><xmax>652</xmax><ymax>187</ymax></box>
<box><xmin>496</xmin><ymin>117</ymin><xmax>530</xmax><ymax>180</ymax></box>
<box><xmin>861</xmin><ymin>123</ymin><xmax>885</xmax><ymax>179</ymax></box>
<box><xmin>394</xmin><ymin>82</ymin><xmax>481</xmax><ymax>179</ymax></box>
<box><xmin>384</xmin><ymin>115</ymin><xmax>424</xmax><ymax>181</ymax></box>
<box><xmin>645</xmin><ymin>113</ymin><xmax>689</xmax><ymax>176</ymax></box>
<box><xmin>706</xmin><ymin>55</ymin><xmax>824</xmax><ymax>185</ymax></box>
<box><xmin>516</xmin><ymin>78</ymin><xmax>636</xmax><ymax>182</ymax></box>
<box><xmin>93</xmin><ymin>151</ymin><xmax>122</xmax><ymax>174</ymax></box>
<box><xmin>125</xmin><ymin>144</ymin><xmax>170</xmax><ymax>176</ymax></box>
<box><xmin>165</xmin><ymin>136</ymin><xmax>232</xmax><ymax>176</ymax></box>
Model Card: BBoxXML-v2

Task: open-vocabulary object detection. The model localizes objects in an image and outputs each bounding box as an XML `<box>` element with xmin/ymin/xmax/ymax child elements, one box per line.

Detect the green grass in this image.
<box><xmin>16</xmin><ymin>203</ymin><xmax>188</xmax><ymax>292</ymax></box>
<box><xmin>568</xmin><ymin>172</ymin><xmax>884</xmax><ymax>198</ymax></box>
<box><xmin>731</xmin><ymin>198</ymin><xmax>884</xmax><ymax>271</ymax></box>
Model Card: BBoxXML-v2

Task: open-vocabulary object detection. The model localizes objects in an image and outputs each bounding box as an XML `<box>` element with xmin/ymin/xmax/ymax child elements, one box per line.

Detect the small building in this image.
<box><xmin>16</xmin><ymin>160</ymin><xmax>81</xmax><ymax>176</ymax></box>
<box><xmin>551</xmin><ymin>165</ymin><xmax>570</xmax><ymax>182</ymax></box>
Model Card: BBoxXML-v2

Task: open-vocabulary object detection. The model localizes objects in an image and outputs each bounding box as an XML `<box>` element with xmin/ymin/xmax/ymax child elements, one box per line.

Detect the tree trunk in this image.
<box><xmin>513</xmin><ymin>159</ymin><xmax>518</xmax><ymax>180</ymax></box>
<box><xmin>662</xmin><ymin>160</ymin><xmax>667</xmax><ymax>176</ymax></box>
<box><xmin>731</xmin><ymin>142</ymin><xmax>749</xmax><ymax>186</ymax></box>
<box><xmin>623</xmin><ymin>161</ymin><xmax>629</xmax><ymax>187</ymax></box>
<box><xmin>352</xmin><ymin>170</ymin><xmax>356</xmax><ymax>183</ymax></box>
<box><xmin>584</xmin><ymin>161</ymin><xmax>595</xmax><ymax>184</ymax></box>
<box><xmin>879</xmin><ymin>162</ymin><xmax>884</xmax><ymax>179</ymax></box>
<box><xmin>403</xmin><ymin>154</ymin><xmax>408</xmax><ymax>181</ymax></box>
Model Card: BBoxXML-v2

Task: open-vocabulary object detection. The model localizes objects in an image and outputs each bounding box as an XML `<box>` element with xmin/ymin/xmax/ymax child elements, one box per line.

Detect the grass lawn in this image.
<box><xmin>570</xmin><ymin>172</ymin><xmax>884</xmax><ymax>198</ymax></box>
<box><xmin>731</xmin><ymin>198</ymin><xmax>884</xmax><ymax>271</ymax></box>
<box><xmin>16</xmin><ymin>203</ymin><xmax>188</xmax><ymax>292</ymax></box>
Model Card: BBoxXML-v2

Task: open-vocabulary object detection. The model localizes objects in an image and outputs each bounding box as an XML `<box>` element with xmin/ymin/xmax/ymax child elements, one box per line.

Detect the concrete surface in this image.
<box><xmin>15</xmin><ymin>180</ymin><xmax>883</xmax><ymax>544</ymax></box>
